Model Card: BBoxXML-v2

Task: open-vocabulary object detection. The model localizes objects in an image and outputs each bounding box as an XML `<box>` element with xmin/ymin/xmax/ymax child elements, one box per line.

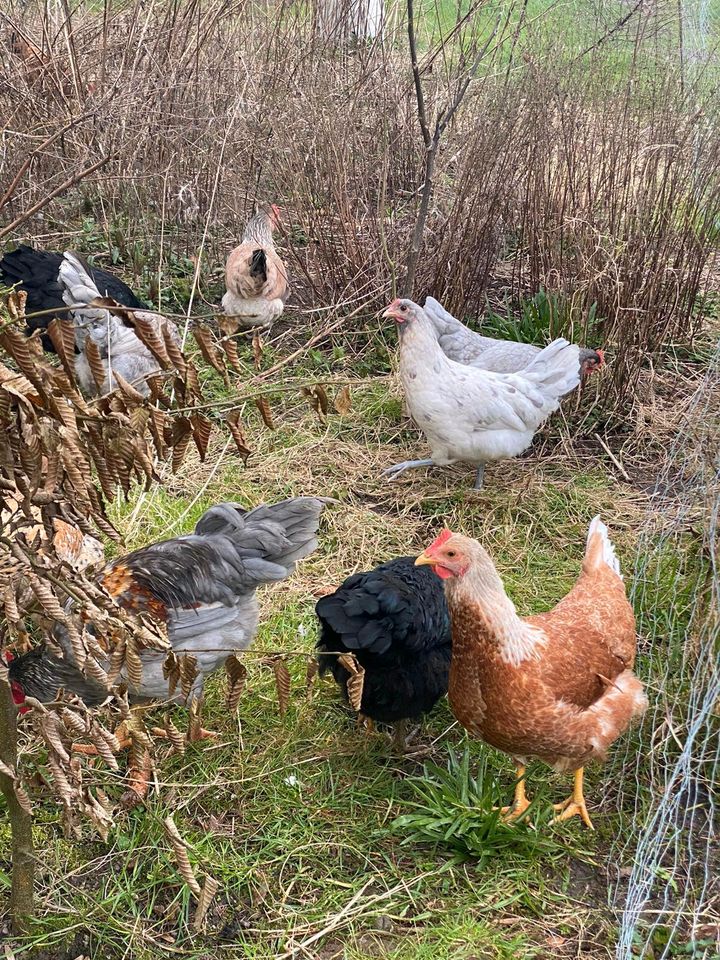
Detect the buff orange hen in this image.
<box><xmin>415</xmin><ymin>519</ymin><xmax>647</xmax><ymax>827</ymax></box>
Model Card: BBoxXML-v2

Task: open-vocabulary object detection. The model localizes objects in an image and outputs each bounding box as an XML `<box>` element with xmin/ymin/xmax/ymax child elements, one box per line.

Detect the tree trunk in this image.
<box><xmin>403</xmin><ymin>145</ymin><xmax>436</xmax><ymax>297</ymax></box>
<box><xmin>0</xmin><ymin>678</ymin><xmax>35</xmax><ymax>933</ymax></box>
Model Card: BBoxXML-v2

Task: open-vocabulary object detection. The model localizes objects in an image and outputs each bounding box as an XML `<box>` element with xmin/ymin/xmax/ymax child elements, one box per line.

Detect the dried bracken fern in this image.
<box><xmin>164</xmin><ymin>815</ymin><xmax>202</xmax><ymax>896</ymax></box>
<box><xmin>225</xmin><ymin>655</ymin><xmax>248</xmax><ymax>711</ymax></box>
<box><xmin>338</xmin><ymin>653</ymin><xmax>365</xmax><ymax>713</ymax></box>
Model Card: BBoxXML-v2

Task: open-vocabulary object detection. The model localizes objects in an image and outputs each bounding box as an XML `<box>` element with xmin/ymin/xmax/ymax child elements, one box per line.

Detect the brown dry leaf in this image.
<box><xmin>84</xmin><ymin>339</ymin><xmax>107</xmax><ymax>392</ymax></box>
<box><xmin>131</xmin><ymin>314</ymin><xmax>171</xmax><ymax>367</ymax></box>
<box><xmin>163</xmin><ymin>326</ymin><xmax>186</xmax><ymax>375</ymax></box>
<box><xmin>272</xmin><ymin>657</ymin><xmax>291</xmax><ymax>717</ymax></box>
<box><xmin>163</xmin><ymin>649</ymin><xmax>181</xmax><ymax>698</ymax></box>
<box><xmin>301</xmin><ymin>385</ymin><xmax>329</xmax><ymax>420</ymax></box>
<box><xmin>47</xmin><ymin>318</ymin><xmax>77</xmax><ymax>379</ymax></box>
<box><xmin>84</xmin><ymin>787</ymin><xmax>115</xmax><ymax>841</ymax></box>
<box><xmin>120</xmin><ymin>745</ymin><xmax>153</xmax><ymax>809</ymax></box>
<box><xmin>338</xmin><ymin>653</ymin><xmax>365</xmax><ymax>712</ymax></box>
<box><xmin>252</xmin><ymin>331</ymin><xmax>263</xmax><ymax>369</ymax></box>
<box><xmin>192</xmin><ymin>875</ymin><xmax>220</xmax><ymax>931</ymax></box>
<box><xmin>6</xmin><ymin>289</ymin><xmax>28</xmax><ymax>320</ymax></box>
<box><xmin>190</xmin><ymin>414</ymin><xmax>213</xmax><ymax>461</ymax></box>
<box><xmin>171</xmin><ymin>432</ymin><xmax>192</xmax><ymax>472</ymax></box>
<box><xmin>0</xmin><ymin>759</ymin><xmax>33</xmax><ymax>814</ymax></box>
<box><xmin>225</xmin><ymin>411</ymin><xmax>252</xmax><ymax>464</ymax></box>
<box><xmin>255</xmin><ymin>396</ymin><xmax>274</xmax><ymax>429</ymax></box>
<box><xmin>4</xmin><ymin>584</ymin><xmax>20</xmax><ymax>623</ymax></box>
<box><xmin>163</xmin><ymin>715</ymin><xmax>186</xmax><ymax>755</ymax></box>
<box><xmin>225</xmin><ymin>654</ymin><xmax>248</xmax><ymax>711</ymax></box>
<box><xmin>218</xmin><ymin>315</ymin><xmax>240</xmax><ymax>338</ymax></box>
<box><xmin>220</xmin><ymin>337</ymin><xmax>243</xmax><ymax>374</ymax></box>
<box><xmin>124</xmin><ymin>635</ymin><xmax>144</xmax><ymax>687</ymax></box>
<box><xmin>193</xmin><ymin>325</ymin><xmax>226</xmax><ymax>377</ymax></box>
<box><xmin>149</xmin><ymin>406</ymin><xmax>167</xmax><ymax>459</ymax></box>
<box><xmin>164</xmin><ymin>815</ymin><xmax>202</xmax><ymax>896</ymax></box>
<box><xmin>179</xmin><ymin>654</ymin><xmax>199</xmax><ymax>701</ymax></box>
<box><xmin>334</xmin><ymin>385</ymin><xmax>352</xmax><ymax>415</ymax></box>
<box><xmin>186</xmin><ymin>695</ymin><xmax>206</xmax><ymax>743</ymax></box>
<box><xmin>113</xmin><ymin>370</ymin><xmax>146</xmax><ymax>403</ymax></box>
<box><xmin>0</xmin><ymin>327</ymin><xmax>45</xmax><ymax>391</ymax></box>
<box><xmin>305</xmin><ymin>658</ymin><xmax>319</xmax><ymax>701</ymax></box>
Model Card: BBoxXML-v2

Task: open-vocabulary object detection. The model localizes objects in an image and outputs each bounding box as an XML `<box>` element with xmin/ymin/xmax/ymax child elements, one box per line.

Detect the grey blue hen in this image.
<box><xmin>8</xmin><ymin>498</ymin><xmax>326</xmax><ymax>706</ymax></box>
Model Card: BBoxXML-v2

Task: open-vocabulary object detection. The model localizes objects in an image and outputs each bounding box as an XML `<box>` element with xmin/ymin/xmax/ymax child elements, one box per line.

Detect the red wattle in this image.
<box><xmin>4</xmin><ymin>652</ymin><xmax>29</xmax><ymax>714</ymax></box>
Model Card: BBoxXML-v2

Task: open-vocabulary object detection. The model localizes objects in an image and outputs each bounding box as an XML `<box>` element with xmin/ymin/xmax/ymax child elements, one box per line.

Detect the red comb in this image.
<box><xmin>428</xmin><ymin>528</ymin><xmax>453</xmax><ymax>552</ymax></box>
<box><xmin>596</xmin><ymin>348</ymin><xmax>605</xmax><ymax>365</ymax></box>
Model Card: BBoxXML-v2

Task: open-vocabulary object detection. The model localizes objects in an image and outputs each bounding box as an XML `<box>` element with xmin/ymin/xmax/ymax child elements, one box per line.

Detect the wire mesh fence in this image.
<box><xmin>610</xmin><ymin>339</ymin><xmax>720</xmax><ymax>959</ymax></box>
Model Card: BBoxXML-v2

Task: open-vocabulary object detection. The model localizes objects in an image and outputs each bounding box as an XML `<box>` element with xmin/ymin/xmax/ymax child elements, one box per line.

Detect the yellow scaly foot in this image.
<box><xmin>550</xmin><ymin>768</ymin><xmax>595</xmax><ymax>830</ymax></box>
<box><xmin>496</xmin><ymin>765</ymin><xmax>532</xmax><ymax>822</ymax></box>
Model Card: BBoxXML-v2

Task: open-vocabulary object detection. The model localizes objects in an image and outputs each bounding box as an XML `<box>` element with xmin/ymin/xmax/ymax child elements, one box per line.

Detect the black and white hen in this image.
<box><xmin>316</xmin><ymin>556</ymin><xmax>451</xmax><ymax>746</ymax></box>
<box><xmin>0</xmin><ymin>244</ymin><xmax>147</xmax><ymax>351</ymax></box>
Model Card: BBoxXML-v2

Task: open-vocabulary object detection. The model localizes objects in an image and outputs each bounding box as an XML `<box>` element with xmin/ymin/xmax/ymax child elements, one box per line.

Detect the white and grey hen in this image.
<box><xmin>423</xmin><ymin>296</ymin><xmax>604</xmax><ymax>377</ymax></box>
<box><xmin>384</xmin><ymin>298</ymin><xmax>584</xmax><ymax>489</ymax></box>
<box><xmin>59</xmin><ymin>252</ymin><xmax>181</xmax><ymax>397</ymax></box>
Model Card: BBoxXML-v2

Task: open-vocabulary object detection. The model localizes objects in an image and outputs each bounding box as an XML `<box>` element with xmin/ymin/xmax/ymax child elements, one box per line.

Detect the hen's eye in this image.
<box><xmin>446</xmin><ymin>550</ymin><xmax>456</xmax><ymax>558</ymax></box>
<box><xmin>400</xmin><ymin>305</ymin><xmax>407</xmax><ymax>311</ymax></box>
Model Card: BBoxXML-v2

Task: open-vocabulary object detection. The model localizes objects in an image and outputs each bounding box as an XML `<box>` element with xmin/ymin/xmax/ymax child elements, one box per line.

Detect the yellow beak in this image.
<box><xmin>414</xmin><ymin>550</ymin><xmax>435</xmax><ymax>567</ymax></box>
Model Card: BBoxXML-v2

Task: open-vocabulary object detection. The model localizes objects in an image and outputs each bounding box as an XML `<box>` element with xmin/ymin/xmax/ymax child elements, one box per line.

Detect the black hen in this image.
<box><xmin>316</xmin><ymin>557</ymin><xmax>451</xmax><ymax>741</ymax></box>
<box><xmin>0</xmin><ymin>245</ymin><xmax>147</xmax><ymax>351</ymax></box>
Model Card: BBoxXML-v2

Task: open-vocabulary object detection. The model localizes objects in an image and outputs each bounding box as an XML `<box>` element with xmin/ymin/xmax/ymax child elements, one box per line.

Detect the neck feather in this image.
<box><xmin>243</xmin><ymin>213</ymin><xmax>274</xmax><ymax>247</ymax></box>
<box><xmin>448</xmin><ymin>565</ymin><xmax>546</xmax><ymax>667</ymax></box>
<box><xmin>399</xmin><ymin>313</ymin><xmax>449</xmax><ymax>365</ymax></box>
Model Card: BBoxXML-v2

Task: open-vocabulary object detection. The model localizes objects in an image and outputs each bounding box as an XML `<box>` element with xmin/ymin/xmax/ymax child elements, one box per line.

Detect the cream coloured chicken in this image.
<box><xmin>424</xmin><ymin>296</ymin><xmax>604</xmax><ymax>377</ymax></box>
<box><xmin>221</xmin><ymin>205</ymin><xmax>289</xmax><ymax>330</ymax></box>
<box><xmin>383</xmin><ymin>298</ymin><xmax>584</xmax><ymax>489</ymax></box>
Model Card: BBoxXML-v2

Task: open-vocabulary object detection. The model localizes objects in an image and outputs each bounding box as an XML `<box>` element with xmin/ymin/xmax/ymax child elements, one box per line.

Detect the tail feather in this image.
<box><xmin>195</xmin><ymin>497</ymin><xmax>325</xmax><ymax>575</ymax></box>
<box><xmin>584</xmin><ymin>515</ymin><xmax>622</xmax><ymax>579</ymax></box>
<box><xmin>522</xmin><ymin>337</ymin><xmax>581</xmax><ymax>400</ymax></box>
<box><xmin>585</xmin><ymin>670</ymin><xmax>648</xmax><ymax>759</ymax></box>
<box><xmin>58</xmin><ymin>252</ymin><xmax>102</xmax><ymax>307</ymax></box>
<box><xmin>551</xmin><ymin>670</ymin><xmax>647</xmax><ymax>771</ymax></box>
<box><xmin>249</xmin><ymin>248</ymin><xmax>268</xmax><ymax>281</ymax></box>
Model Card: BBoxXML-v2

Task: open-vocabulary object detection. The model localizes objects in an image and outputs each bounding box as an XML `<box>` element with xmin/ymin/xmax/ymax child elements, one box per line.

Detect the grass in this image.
<box><xmin>2</xmin><ymin>0</ymin><xmax>719</xmax><ymax>952</ymax></box>
<box><xmin>0</xmin><ymin>331</ymin><xmax>677</xmax><ymax>958</ymax></box>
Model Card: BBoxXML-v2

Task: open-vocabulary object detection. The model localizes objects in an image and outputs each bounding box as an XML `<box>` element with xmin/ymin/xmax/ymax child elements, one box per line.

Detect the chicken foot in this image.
<box><xmin>496</xmin><ymin>764</ymin><xmax>532</xmax><ymax>821</ymax></box>
<box><xmin>473</xmin><ymin>464</ymin><xmax>485</xmax><ymax>490</ymax></box>
<box><xmin>550</xmin><ymin>768</ymin><xmax>594</xmax><ymax>830</ymax></box>
<box><xmin>357</xmin><ymin>713</ymin><xmax>375</xmax><ymax>733</ymax></box>
<box><xmin>383</xmin><ymin>459</ymin><xmax>435</xmax><ymax>479</ymax></box>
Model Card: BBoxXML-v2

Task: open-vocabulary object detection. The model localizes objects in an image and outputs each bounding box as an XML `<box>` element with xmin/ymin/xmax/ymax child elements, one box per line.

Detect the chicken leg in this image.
<box><xmin>473</xmin><ymin>464</ymin><xmax>485</xmax><ymax>489</ymax></box>
<box><xmin>383</xmin><ymin>459</ymin><xmax>435</xmax><ymax>479</ymax></box>
<box><xmin>550</xmin><ymin>768</ymin><xmax>594</xmax><ymax>829</ymax></box>
<box><xmin>497</xmin><ymin>764</ymin><xmax>532</xmax><ymax>821</ymax></box>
